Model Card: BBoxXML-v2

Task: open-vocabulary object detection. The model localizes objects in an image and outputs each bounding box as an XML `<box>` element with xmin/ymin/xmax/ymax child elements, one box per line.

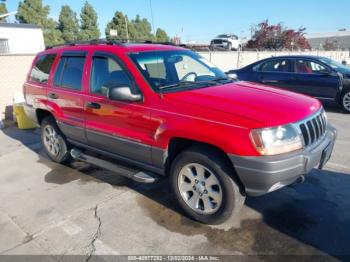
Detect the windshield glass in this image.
<box><xmin>217</xmin><ymin>34</ymin><xmax>230</xmax><ymax>38</ymax></box>
<box><xmin>129</xmin><ymin>50</ymin><xmax>228</xmax><ymax>92</ymax></box>
<box><xmin>319</xmin><ymin>57</ymin><xmax>350</xmax><ymax>73</ymax></box>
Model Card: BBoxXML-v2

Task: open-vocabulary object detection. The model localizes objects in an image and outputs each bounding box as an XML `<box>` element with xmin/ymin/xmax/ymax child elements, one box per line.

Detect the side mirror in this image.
<box><xmin>107</xmin><ymin>85</ymin><xmax>142</xmax><ymax>102</ymax></box>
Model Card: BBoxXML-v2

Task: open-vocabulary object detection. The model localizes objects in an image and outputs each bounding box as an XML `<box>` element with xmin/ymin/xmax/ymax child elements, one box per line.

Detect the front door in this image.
<box><xmin>293</xmin><ymin>59</ymin><xmax>340</xmax><ymax>99</ymax></box>
<box><xmin>84</xmin><ymin>51</ymin><xmax>153</xmax><ymax>164</ymax></box>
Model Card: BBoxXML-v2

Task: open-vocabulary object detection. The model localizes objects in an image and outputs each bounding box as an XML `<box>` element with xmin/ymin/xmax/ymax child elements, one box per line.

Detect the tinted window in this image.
<box><xmin>296</xmin><ymin>60</ymin><xmax>329</xmax><ymax>74</ymax></box>
<box><xmin>260</xmin><ymin>59</ymin><xmax>292</xmax><ymax>72</ymax></box>
<box><xmin>90</xmin><ymin>56</ymin><xmax>132</xmax><ymax>96</ymax></box>
<box><xmin>30</xmin><ymin>54</ymin><xmax>56</xmax><ymax>83</ymax></box>
<box><xmin>54</xmin><ymin>56</ymin><xmax>85</xmax><ymax>90</ymax></box>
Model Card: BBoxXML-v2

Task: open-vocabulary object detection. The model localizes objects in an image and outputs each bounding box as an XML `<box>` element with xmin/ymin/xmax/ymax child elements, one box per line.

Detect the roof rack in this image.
<box><xmin>45</xmin><ymin>38</ymin><xmax>177</xmax><ymax>50</ymax></box>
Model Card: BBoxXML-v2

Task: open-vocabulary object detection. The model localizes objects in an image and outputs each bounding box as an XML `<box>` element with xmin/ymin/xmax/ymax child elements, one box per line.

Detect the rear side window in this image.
<box><xmin>30</xmin><ymin>54</ymin><xmax>56</xmax><ymax>83</ymax></box>
<box><xmin>260</xmin><ymin>59</ymin><xmax>292</xmax><ymax>73</ymax></box>
<box><xmin>54</xmin><ymin>56</ymin><xmax>85</xmax><ymax>90</ymax></box>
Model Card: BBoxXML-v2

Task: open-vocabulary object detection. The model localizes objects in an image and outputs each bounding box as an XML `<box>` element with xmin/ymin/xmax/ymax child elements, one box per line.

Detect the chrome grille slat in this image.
<box><xmin>316</xmin><ymin>115</ymin><xmax>323</xmax><ymax>134</ymax></box>
<box><xmin>297</xmin><ymin>110</ymin><xmax>327</xmax><ymax>148</ymax></box>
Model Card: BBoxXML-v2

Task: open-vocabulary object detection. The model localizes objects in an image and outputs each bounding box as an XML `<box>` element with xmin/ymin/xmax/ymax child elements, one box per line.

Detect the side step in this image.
<box><xmin>70</xmin><ymin>148</ymin><xmax>158</xmax><ymax>183</ymax></box>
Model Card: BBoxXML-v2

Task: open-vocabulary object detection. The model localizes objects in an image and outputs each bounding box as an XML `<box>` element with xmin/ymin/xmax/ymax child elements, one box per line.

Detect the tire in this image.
<box><xmin>41</xmin><ymin>116</ymin><xmax>71</xmax><ymax>163</ymax></box>
<box><xmin>169</xmin><ymin>146</ymin><xmax>245</xmax><ymax>224</ymax></box>
<box><xmin>227</xmin><ymin>43</ymin><xmax>232</xmax><ymax>51</ymax></box>
<box><xmin>340</xmin><ymin>89</ymin><xmax>350</xmax><ymax>113</ymax></box>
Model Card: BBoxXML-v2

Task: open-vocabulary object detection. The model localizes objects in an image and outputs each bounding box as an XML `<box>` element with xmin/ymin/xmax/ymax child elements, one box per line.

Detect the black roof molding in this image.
<box><xmin>45</xmin><ymin>38</ymin><xmax>177</xmax><ymax>50</ymax></box>
<box><xmin>0</xmin><ymin>23</ymin><xmax>42</xmax><ymax>29</ymax></box>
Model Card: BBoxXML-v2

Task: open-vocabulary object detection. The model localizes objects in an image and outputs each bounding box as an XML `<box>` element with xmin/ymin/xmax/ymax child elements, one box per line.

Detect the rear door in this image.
<box><xmin>256</xmin><ymin>58</ymin><xmax>296</xmax><ymax>90</ymax></box>
<box><xmin>292</xmin><ymin>58</ymin><xmax>340</xmax><ymax>99</ymax></box>
<box><xmin>48</xmin><ymin>51</ymin><xmax>88</xmax><ymax>143</ymax></box>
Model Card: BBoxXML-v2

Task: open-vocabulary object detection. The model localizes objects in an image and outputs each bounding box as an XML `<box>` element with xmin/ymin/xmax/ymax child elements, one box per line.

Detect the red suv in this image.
<box><xmin>23</xmin><ymin>41</ymin><xmax>337</xmax><ymax>224</ymax></box>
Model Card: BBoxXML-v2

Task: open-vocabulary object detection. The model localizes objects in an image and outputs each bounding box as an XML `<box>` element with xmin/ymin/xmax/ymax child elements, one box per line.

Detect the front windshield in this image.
<box><xmin>129</xmin><ymin>50</ymin><xmax>228</xmax><ymax>92</ymax></box>
<box><xmin>217</xmin><ymin>34</ymin><xmax>230</xmax><ymax>38</ymax></box>
<box><xmin>319</xmin><ymin>57</ymin><xmax>350</xmax><ymax>73</ymax></box>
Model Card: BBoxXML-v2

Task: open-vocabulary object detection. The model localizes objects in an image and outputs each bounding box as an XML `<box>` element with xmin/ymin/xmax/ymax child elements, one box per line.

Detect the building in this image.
<box><xmin>306</xmin><ymin>31</ymin><xmax>350</xmax><ymax>50</ymax></box>
<box><xmin>0</xmin><ymin>23</ymin><xmax>45</xmax><ymax>54</ymax></box>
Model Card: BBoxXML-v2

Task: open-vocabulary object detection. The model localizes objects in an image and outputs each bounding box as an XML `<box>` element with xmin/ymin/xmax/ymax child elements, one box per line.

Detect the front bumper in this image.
<box><xmin>229</xmin><ymin>124</ymin><xmax>337</xmax><ymax>196</ymax></box>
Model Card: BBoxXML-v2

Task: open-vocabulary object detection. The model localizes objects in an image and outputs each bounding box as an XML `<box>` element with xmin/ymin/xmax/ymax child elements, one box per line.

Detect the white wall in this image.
<box><xmin>199</xmin><ymin>50</ymin><xmax>350</xmax><ymax>72</ymax></box>
<box><xmin>0</xmin><ymin>27</ymin><xmax>45</xmax><ymax>54</ymax></box>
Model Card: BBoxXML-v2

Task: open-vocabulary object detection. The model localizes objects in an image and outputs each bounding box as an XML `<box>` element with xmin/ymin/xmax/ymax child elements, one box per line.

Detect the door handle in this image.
<box><xmin>48</xmin><ymin>93</ymin><xmax>58</xmax><ymax>99</ymax></box>
<box><xmin>86</xmin><ymin>102</ymin><xmax>101</xmax><ymax>109</ymax></box>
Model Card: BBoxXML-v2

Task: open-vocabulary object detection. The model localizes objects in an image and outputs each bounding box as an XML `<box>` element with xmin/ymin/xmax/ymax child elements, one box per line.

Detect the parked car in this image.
<box><xmin>227</xmin><ymin>55</ymin><xmax>350</xmax><ymax>113</ymax></box>
<box><xmin>24</xmin><ymin>42</ymin><xmax>336</xmax><ymax>224</ymax></box>
<box><xmin>210</xmin><ymin>34</ymin><xmax>241</xmax><ymax>51</ymax></box>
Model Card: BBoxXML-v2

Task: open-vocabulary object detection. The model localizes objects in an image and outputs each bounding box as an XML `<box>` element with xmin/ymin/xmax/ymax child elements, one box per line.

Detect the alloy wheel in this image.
<box><xmin>177</xmin><ymin>163</ymin><xmax>223</xmax><ymax>214</ymax></box>
<box><xmin>43</xmin><ymin>125</ymin><xmax>61</xmax><ymax>156</ymax></box>
<box><xmin>343</xmin><ymin>92</ymin><xmax>350</xmax><ymax>111</ymax></box>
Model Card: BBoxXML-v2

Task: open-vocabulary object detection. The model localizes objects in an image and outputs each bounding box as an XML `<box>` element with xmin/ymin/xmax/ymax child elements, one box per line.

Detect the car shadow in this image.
<box><xmin>1</xmin><ymin>124</ymin><xmax>350</xmax><ymax>258</ymax></box>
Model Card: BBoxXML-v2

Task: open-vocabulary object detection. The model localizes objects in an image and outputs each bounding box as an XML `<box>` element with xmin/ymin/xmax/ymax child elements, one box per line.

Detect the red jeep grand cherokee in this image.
<box><xmin>23</xmin><ymin>41</ymin><xmax>337</xmax><ymax>224</ymax></box>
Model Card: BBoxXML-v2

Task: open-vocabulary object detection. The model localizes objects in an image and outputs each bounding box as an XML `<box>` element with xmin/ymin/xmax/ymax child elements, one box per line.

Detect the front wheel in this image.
<box><xmin>170</xmin><ymin>147</ymin><xmax>245</xmax><ymax>224</ymax></box>
<box><xmin>341</xmin><ymin>89</ymin><xmax>350</xmax><ymax>113</ymax></box>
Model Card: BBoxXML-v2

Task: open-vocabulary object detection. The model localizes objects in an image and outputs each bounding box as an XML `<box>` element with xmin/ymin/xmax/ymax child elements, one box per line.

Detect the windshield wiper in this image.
<box><xmin>159</xmin><ymin>81</ymin><xmax>212</xmax><ymax>91</ymax></box>
<box><xmin>210</xmin><ymin>77</ymin><xmax>234</xmax><ymax>83</ymax></box>
<box><xmin>159</xmin><ymin>78</ymin><xmax>231</xmax><ymax>92</ymax></box>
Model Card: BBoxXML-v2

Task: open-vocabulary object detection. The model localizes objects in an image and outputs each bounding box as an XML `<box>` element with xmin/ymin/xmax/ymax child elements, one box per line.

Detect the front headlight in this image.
<box><xmin>250</xmin><ymin>124</ymin><xmax>303</xmax><ymax>156</ymax></box>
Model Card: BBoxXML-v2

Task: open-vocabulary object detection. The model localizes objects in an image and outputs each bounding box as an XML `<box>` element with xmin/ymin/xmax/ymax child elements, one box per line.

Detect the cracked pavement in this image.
<box><xmin>0</xmin><ymin>107</ymin><xmax>349</xmax><ymax>260</ymax></box>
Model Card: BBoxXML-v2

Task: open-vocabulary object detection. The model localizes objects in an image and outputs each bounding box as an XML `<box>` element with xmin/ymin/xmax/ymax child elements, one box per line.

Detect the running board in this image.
<box><xmin>70</xmin><ymin>148</ymin><xmax>158</xmax><ymax>183</ymax></box>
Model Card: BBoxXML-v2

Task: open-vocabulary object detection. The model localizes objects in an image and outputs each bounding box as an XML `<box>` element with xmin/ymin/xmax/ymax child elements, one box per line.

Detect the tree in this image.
<box><xmin>129</xmin><ymin>15</ymin><xmax>153</xmax><ymax>40</ymax></box>
<box><xmin>105</xmin><ymin>11</ymin><xmax>128</xmax><ymax>40</ymax></box>
<box><xmin>78</xmin><ymin>1</ymin><xmax>100</xmax><ymax>41</ymax></box>
<box><xmin>16</xmin><ymin>0</ymin><xmax>62</xmax><ymax>46</ymax></box>
<box><xmin>44</xmin><ymin>18</ymin><xmax>63</xmax><ymax>46</ymax></box>
<box><xmin>0</xmin><ymin>3</ymin><xmax>8</xmax><ymax>22</ymax></box>
<box><xmin>246</xmin><ymin>20</ymin><xmax>310</xmax><ymax>50</ymax></box>
<box><xmin>155</xmin><ymin>28</ymin><xmax>169</xmax><ymax>42</ymax></box>
<box><xmin>58</xmin><ymin>5</ymin><xmax>79</xmax><ymax>43</ymax></box>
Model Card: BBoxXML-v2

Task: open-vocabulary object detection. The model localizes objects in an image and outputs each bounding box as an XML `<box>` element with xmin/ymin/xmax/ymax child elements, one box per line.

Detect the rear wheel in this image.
<box><xmin>41</xmin><ymin>117</ymin><xmax>71</xmax><ymax>163</ymax></box>
<box><xmin>170</xmin><ymin>146</ymin><xmax>245</xmax><ymax>224</ymax></box>
<box><xmin>341</xmin><ymin>89</ymin><xmax>350</xmax><ymax>113</ymax></box>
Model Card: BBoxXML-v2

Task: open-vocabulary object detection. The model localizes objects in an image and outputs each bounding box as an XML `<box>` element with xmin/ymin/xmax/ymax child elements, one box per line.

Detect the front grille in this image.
<box><xmin>212</xmin><ymin>40</ymin><xmax>224</xmax><ymax>44</ymax></box>
<box><xmin>298</xmin><ymin>110</ymin><xmax>327</xmax><ymax>147</ymax></box>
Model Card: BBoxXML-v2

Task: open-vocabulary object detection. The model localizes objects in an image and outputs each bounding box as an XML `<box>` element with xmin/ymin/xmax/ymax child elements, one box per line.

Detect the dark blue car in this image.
<box><xmin>228</xmin><ymin>56</ymin><xmax>350</xmax><ymax>113</ymax></box>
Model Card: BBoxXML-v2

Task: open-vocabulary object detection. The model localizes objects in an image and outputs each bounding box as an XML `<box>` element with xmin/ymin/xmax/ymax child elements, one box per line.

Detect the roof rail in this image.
<box><xmin>45</xmin><ymin>39</ymin><xmax>122</xmax><ymax>50</ymax></box>
<box><xmin>45</xmin><ymin>39</ymin><xmax>178</xmax><ymax>50</ymax></box>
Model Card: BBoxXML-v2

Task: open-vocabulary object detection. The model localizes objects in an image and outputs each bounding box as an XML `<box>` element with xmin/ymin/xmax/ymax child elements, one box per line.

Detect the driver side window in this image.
<box><xmin>296</xmin><ymin>60</ymin><xmax>329</xmax><ymax>74</ymax></box>
<box><xmin>90</xmin><ymin>56</ymin><xmax>132</xmax><ymax>97</ymax></box>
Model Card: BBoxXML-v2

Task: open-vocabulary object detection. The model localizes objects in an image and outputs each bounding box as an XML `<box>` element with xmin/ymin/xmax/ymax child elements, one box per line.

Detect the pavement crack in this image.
<box><xmin>86</xmin><ymin>204</ymin><xmax>102</xmax><ymax>262</ymax></box>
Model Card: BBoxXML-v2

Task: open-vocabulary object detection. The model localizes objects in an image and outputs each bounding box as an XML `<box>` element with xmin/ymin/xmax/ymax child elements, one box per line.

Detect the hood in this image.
<box><xmin>164</xmin><ymin>81</ymin><xmax>321</xmax><ymax>127</ymax></box>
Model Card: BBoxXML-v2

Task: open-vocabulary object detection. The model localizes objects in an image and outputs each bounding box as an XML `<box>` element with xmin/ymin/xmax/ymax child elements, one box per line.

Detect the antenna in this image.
<box><xmin>149</xmin><ymin>0</ymin><xmax>155</xmax><ymax>35</ymax></box>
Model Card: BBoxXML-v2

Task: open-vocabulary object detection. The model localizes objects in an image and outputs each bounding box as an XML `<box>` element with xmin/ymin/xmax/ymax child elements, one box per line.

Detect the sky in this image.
<box><xmin>4</xmin><ymin>0</ymin><xmax>350</xmax><ymax>43</ymax></box>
